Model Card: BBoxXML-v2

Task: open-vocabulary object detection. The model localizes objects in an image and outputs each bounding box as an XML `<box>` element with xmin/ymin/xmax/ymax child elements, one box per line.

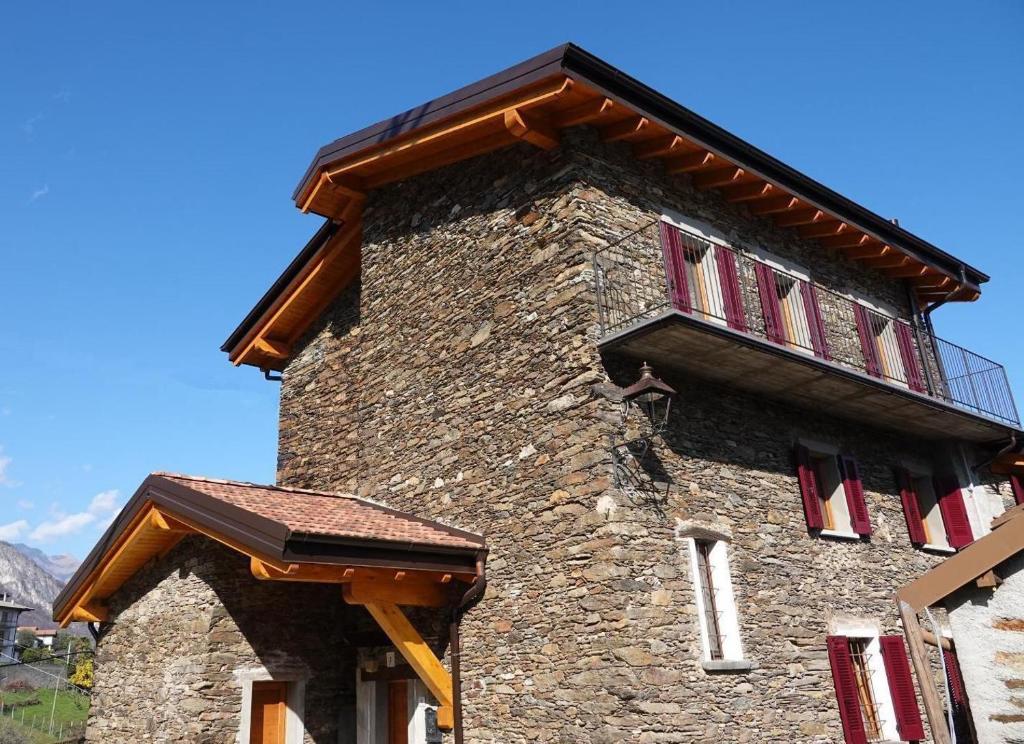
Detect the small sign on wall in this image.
<box><xmin>424</xmin><ymin>707</ymin><xmax>442</xmax><ymax>743</ymax></box>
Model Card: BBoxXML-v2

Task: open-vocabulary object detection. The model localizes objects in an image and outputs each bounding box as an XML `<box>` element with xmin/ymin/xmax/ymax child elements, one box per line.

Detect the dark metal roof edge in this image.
<box><xmin>221</xmin><ymin>219</ymin><xmax>338</xmax><ymax>353</ymax></box>
<box><xmin>290</xmin><ymin>43</ymin><xmax>572</xmax><ymax>201</ymax></box>
<box><xmin>557</xmin><ymin>44</ymin><xmax>988</xmax><ymax>287</ymax></box>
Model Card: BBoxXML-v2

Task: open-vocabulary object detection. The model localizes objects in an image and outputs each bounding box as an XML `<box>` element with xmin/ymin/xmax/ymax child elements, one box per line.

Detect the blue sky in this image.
<box><xmin>1</xmin><ymin>2</ymin><xmax>1022</xmax><ymax>560</ymax></box>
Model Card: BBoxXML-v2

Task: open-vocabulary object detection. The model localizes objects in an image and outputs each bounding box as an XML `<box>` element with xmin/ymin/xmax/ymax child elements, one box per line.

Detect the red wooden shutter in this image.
<box><xmin>714</xmin><ymin>247</ymin><xmax>747</xmax><ymax>332</ymax></box>
<box><xmin>935</xmin><ymin>475</ymin><xmax>974</xmax><ymax>548</ymax></box>
<box><xmin>827</xmin><ymin>636</ymin><xmax>868</xmax><ymax>744</ymax></box>
<box><xmin>755</xmin><ymin>262</ymin><xmax>785</xmax><ymax>344</ymax></box>
<box><xmin>853</xmin><ymin>304</ymin><xmax>882</xmax><ymax>378</ymax></box>
<box><xmin>879</xmin><ymin>636</ymin><xmax>926</xmax><ymax>741</ymax></box>
<box><xmin>896</xmin><ymin>468</ymin><xmax>927</xmax><ymax>546</ymax></box>
<box><xmin>839</xmin><ymin>456</ymin><xmax>872</xmax><ymax>536</ymax></box>
<box><xmin>894</xmin><ymin>322</ymin><xmax>926</xmax><ymax>393</ymax></box>
<box><xmin>800</xmin><ymin>281</ymin><xmax>831</xmax><ymax>360</ymax></box>
<box><xmin>796</xmin><ymin>445</ymin><xmax>825</xmax><ymax>530</ymax></box>
<box><xmin>943</xmin><ymin>648</ymin><xmax>967</xmax><ymax>706</ymax></box>
<box><xmin>1011</xmin><ymin>475</ymin><xmax>1024</xmax><ymax>506</ymax></box>
<box><xmin>658</xmin><ymin>222</ymin><xmax>691</xmax><ymax>313</ymax></box>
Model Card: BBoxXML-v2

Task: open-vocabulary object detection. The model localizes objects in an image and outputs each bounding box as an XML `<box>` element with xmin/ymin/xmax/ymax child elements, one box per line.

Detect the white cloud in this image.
<box><xmin>0</xmin><ymin>520</ymin><xmax>29</xmax><ymax>541</ymax></box>
<box><xmin>0</xmin><ymin>447</ymin><xmax>18</xmax><ymax>487</ymax></box>
<box><xmin>29</xmin><ymin>185</ymin><xmax>49</xmax><ymax>203</ymax></box>
<box><xmin>30</xmin><ymin>512</ymin><xmax>95</xmax><ymax>542</ymax></box>
<box><xmin>88</xmin><ymin>489</ymin><xmax>120</xmax><ymax>515</ymax></box>
<box><xmin>22</xmin><ymin>112</ymin><xmax>43</xmax><ymax>137</ymax></box>
<box><xmin>16</xmin><ymin>499</ymin><xmax>33</xmax><ymax>510</ymax></box>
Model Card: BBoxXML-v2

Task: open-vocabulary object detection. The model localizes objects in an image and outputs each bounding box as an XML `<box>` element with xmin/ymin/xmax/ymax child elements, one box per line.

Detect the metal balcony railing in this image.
<box><xmin>594</xmin><ymin>219</ymin><xmax>1020</xmax><ymax>426</ymax></box>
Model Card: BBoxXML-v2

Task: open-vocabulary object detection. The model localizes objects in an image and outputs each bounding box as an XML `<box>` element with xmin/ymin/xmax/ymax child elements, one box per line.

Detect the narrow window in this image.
<box><xmin>848</xmin><ymin>638</ymin><xmax>885</xmax><ymax>741</ymax></box>
<box><xmin>687</xmin><ymin>539</ymin><xmax>745</xmax><ymax>665</ymax></box>
<box><xmin>774</xmin><ymin>271</ymin><xmax>813</xmax><ymax>353</ymax></box>
<box><xmin>868</xmin><ymin>312</ymin><xmax>908</xmax><ymax>387</ymax></box>
<box><xmin>693</xmin><ymin>540</ymin><xmax>724</xmax><ymax>660</ymax></box>
<box><xmin>250</xmin><ymin>681</ymin><xmax>288</xmax><ymax>744</ymax></box>
<box><xmin>914</xmin><ymin>475</ymin><xmax>948</xmax><ymax>549</ymax></box>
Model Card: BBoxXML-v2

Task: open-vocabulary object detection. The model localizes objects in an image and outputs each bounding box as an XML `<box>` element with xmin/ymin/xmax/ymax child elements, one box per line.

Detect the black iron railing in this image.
<box><xmin>594</xmin><ymin>220</ymin><xmax>1019</xmax><ymax>426</ymax></box>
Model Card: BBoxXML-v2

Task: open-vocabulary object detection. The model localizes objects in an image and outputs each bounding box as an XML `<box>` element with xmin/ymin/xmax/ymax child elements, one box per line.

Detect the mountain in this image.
<box><xmin>11</xmin><ymin>543</ymin><xmax>80</xmax><ymax>582</ymax></box>
<box><xmin>0</xmin><ymin>541</ymin><xmax>67</xmax><ymax>629</ymax></box>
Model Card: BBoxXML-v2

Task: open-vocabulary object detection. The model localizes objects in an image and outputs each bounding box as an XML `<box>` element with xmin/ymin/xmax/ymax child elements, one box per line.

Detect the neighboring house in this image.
<box><xmin>16</xmin><ymin>626</ymin><xmax>57</xmax><ymax>648</ymax></box>
<box><xmin>897</xmin><ymin>502</ymin><xmax>1024</xmax><ymax>744</ymax></box>
<box><xmin>0</xmin><ymin>594</ymin><xmax>33</xmax><ymax>660</ymax></box>
<box><xmin>58</xmin><ymin>43</ymin><xmax>1024</xmax><ymax>744</ymax></box>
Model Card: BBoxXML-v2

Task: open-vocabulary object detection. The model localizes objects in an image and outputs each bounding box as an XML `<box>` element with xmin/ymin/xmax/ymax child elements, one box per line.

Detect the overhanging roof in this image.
<box><xmin>53</xmin><ymin>473</ymin><xmax>485</xmax><ymax>626</ymax></box>
<box><xmin>224</xmin><ymin>42</ymin><xmax>990</xmax><ymax>370</ymax></box>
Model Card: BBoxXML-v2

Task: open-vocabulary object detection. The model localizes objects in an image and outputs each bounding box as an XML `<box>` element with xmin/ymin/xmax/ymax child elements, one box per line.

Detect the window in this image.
<box><xmin>795</xmin><ymin>444</ymin><xmax>871</xmax><ymax>538</ymax></box>
<box><xmin>896</xmin><ymin>468</ymin><xmax>974</xmax><ymax>549</ymax></box>
<box><xmin>686</xmin><ymin>538</ymin><xmax>745</xmax><ymax>666</ymax></box>
<box><xmin>752</xmin><ymin>255</ymin><xmax>829</xmax><ymax>358</ymax></box>
<box><xmin>659</xmin><ymin>219</ymin><xmax>746</xmax><ymax>331</ymax></box>
<box><xmin>827</xmin><ymin>631</ymin><xmax>925</xmax><ymax>743</ymax></box>
<box><xmin>853</xmin><ymin>302</ymin><xmax>925</xmax><ymax>392</ymax></box>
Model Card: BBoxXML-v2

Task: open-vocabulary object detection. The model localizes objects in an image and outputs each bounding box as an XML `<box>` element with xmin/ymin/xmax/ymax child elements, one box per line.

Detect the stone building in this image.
<box><xmin>59</xmin><ymin>44</ymin><xmax>1024</xmax><ymax>743</ymax></box>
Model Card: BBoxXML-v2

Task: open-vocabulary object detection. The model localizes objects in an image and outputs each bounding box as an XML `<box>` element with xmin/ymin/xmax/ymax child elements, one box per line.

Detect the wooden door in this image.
<box><xmin>250</xmin><ymin>681</ymin><xmax>287</xmax><ymax>744</ymax></box>
<box><xmin>387</xmin><ymin>680</ymin><xmax>408</xmax><ymax>744</ymax></box>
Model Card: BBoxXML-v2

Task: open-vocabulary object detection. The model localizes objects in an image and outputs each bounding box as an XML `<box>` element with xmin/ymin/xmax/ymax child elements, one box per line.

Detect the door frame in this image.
<box><xmin>236</xmin><ymin>667</ymin><xmax>307</xmax><ymax>744</ymax></box>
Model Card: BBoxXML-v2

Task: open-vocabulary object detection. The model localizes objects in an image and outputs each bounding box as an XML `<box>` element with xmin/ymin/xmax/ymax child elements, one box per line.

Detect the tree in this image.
<box><xmin>18</xmin><ymin>646</ymin><xmax>51</xmax><ymax>664</ymax></box>
<box><xmin>14</xmin><ymin>629</ymin><xmax>36</xmax><ymax>651</ymax></box>
<box><xmin>68</xmin><ymin>656</ymin><xmax>93</xmax><ymax>691</ymax></box>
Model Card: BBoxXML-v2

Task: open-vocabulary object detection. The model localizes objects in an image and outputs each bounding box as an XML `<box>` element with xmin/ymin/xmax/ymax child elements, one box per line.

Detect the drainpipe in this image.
<box><xmin>450</xmin><ymin>554</ymin><xmax>487</xmax><ymax>744</ymax></box>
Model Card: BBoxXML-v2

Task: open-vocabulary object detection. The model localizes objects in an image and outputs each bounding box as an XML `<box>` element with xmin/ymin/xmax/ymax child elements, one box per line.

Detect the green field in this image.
<box><xmin>0</xmin><ymin>688</ymin><xmax>89</xmax><ymax>743</ymax></box>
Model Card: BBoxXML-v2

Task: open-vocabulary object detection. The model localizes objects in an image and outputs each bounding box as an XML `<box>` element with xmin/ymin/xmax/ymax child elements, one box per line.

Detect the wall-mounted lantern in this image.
<box><xmin>610</xmin><ymin>363</ymin><xmax>677</xmax><ymax>510</ymax></box>
<box><xmin>619</xmin><ymin>362</ymin><xmax>677</xmax><ymax>434</ymax></box>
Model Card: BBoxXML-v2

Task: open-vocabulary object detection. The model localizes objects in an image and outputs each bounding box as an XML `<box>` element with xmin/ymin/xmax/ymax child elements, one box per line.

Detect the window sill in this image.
<box><xmin>921</xmin><ymin>543</ymin><xmax>956</xmax><ymax>554</ymax></box>
<box><xmin>818</xmin><ymin>529</ymin><xmax>862</xmax><ymax>541</ymax></box>
<box><xmin>701</xmin><ymin>659</ymin><xmax>756</xmax><ymax>673</ymax></box>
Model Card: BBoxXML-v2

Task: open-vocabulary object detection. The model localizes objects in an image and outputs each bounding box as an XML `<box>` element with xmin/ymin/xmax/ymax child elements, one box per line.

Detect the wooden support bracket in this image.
<box><xmin>361</xmin><ymin>601</ymin><xmax>455</xmax><ymax>731</ymax></box>
<box><xmin>503</xmin><ymin>109</ymin><xmax>559</xmax><ymax>150</ymax></box>
<box><xmin>898</xmin><ymin>601</ymin><xmax>952</xmax><ymax>744</ymax></box>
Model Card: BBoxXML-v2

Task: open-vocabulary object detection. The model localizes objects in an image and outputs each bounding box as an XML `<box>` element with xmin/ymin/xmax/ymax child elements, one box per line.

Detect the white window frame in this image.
<box><xmin>686</xmin><ymin>538</ymin><xmax>744</xmax><ymax>663</ymax></box>
<box><xmin>799</xmin><ymin>438</ymin><xmax>858</xmax><ymax>539</ymax></box>
<box><xmin>234</xmin><ymin>667</ymin><xmax>307</xmax><ymax>744</ymax></box>
<box><xmin>847</xmin><ymin>292</ymin><xmax>910</xmax><ymax>388</ymax></box>
<box><xmin>749</xmin><ymin>247</ymin><xmax>817</xmax><ymax>356</ymax></box>
<box><xmin>830</xmin><ymin>618</ymin><xmax>901</xmax><ymax>743</ymax></box>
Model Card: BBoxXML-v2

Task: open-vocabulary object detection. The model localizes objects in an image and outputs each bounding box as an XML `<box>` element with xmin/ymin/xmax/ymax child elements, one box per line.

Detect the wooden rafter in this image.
<box><xmin>504</xmin><ymin>109</ymin><xmax>559</xmax><ymax>150</ymax></box>
<box><xmin>864</xmin><ymin>255</ymin><xmax>912</xmax><ymax>269</ymax></box>
<box><xmin>719</xmin><ymin>181</ymin><xmax>773</xmax><ymax>202</ymax></box>
<box><xmin>775</xmin><ymin>208</ymin><xmax>824</xmax><ymax>228</ymax></box>
<box><xmin>692</xmin><ymin>166</ymin><xmax>744</xmax><ymax>190</ymax></box>
<box><xmin>550</xmin><ymin>96</ymin><xmax>615</xmax><ymax>128</ymax></box>
<box><xmin>665</xmin><ymin>151</ymin><xmax>715</xmax><ymax>174</ymax></box>
<box><xmin>601</xmin><ymin>115</ymin><xmax>650</xmax><ymax>142</ymax></box>
<box><xmin>633</xmin><ymin>134</ymin><xmax>687</xmax><ymax>160</ymax></box>
<box><xmin>845</xmin><ymin>243</ymin><xmax>892</xmax><ymax>260</ymax></box>
<box><xmin>798</xmin><ymin>220</ymin><xmax>848</xmax><ymax>239</ymax></box>
<box><xmin>819</xmin><ymin>233</ymin><xmax>872</xmax><ymax>250</ymax></box>
<box><xmin>748</xmin><ymin>196</ymin><xmax>799</xmax><ymax>215</ymax></box>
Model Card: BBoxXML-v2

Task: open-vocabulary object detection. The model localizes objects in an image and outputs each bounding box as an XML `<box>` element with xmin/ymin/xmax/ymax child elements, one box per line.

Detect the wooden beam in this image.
<box><xmin>253</xmin><ymin>337</ymin><xmax>290</xmax><ymax>360</ymax></box>
<box><xmin>600</xmin><ymin>116</ymin><xmax>650</xmax><ymax>143</ymax></box>
<box><xmin>632</xmin><ymin>134</ymin><xmax>686</xmax><ymax>160</ymax></box>
<box><xmin>503</xmin><ymin>109</ymin><xmax>559</xmax><ymax>150</ymax></box>
<box><xmin>343</xmin><ymin>579</ymin><xmax>449</xmax><ymax>608</ymax></box>
<box><xmin>664</xmin><ymin>151</ymin><xmax>715</xmax><ymax>174</ymax></box>
<box><xmin>921</xmin><ymin>629</ymin><xmax>952</xmax><ymax>651</ymax></box>
<box><xmin>747</xmin><ymin>196</ymin><xmax>799</xmax><ymax>215</ymax></box>
<box><xmin>976</xmin><ymin>569</ymin><xmax>1002</xmax><ymax>589</ymax></box>
<box><xmin>774</xmin><ymin>208</ymin><xmax>825</xmax><ymax>228</ymax></box>
<box><xmin>913</xmin><ymin>275</ymin><xmax>953</xmax><ymax>290</ymax></box>
<box><xmin>886</xmin><ymin>265</ymin><xmax>931</xmax><ymax>278</ymax></box>
<box><xmin>863</xmin><ymin>255</ymin><xmax>911</xmax><ymax>269</ymax></box>
<box><xmin>692</xmin><ymin>166</ymin><xmax>744</xmax><ymax>190</ymax></box>
<box><xmin>324</xmin><ymin>173</ymin><xmax>365</xmax><ymax>200</ymax></box>
<box><xmin>250</xmin><ymin>558</ymin><xmax>474</xmax><ymax>586</ymax></box>
<box><xmin>362</xmin><ymin>602</ymin><xmax>455</xmax><ymax>730</ymax></box>
<box><xmin>550</xmin><ymin>96</ymin><xmax>615</xmax><ymax>128</ymax></box>
<box><xmin>799</xmin><ymin>221</ymin><xmax>848</xmax><ymax>239</ymax></box>
<box><xmin>719</xmin><ymin>181</ymin><xmax>773</xmax><ymax>203</ymax></box>
<box><xmin>899</xmin><ymin>601</ymin><xmax>952</xmax><ymax>744</ymax></box>
<box><xmin>69</xmin><ymin>601</ymin><xmax>108</xmax><ymax>624</ymax></box>
<box><xmin>819</xmin><ymin>233</ymin><xmax>872</xmax><ymax>250</ymax></box>
<box><xmin>845</xmin><ymin>243</ymin><xmax>892</xmax><ymax>260</ymax></box>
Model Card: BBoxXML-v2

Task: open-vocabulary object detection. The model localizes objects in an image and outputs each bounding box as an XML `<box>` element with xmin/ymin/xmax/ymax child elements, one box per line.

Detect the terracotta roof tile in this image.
<box><xmin>153</xmin><ymin>473</ymin><xmax>483</xmax><ymax>551</ymax></box>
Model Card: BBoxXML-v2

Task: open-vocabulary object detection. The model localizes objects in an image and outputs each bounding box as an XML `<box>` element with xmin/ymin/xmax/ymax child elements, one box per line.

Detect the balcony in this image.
<box><xmin>594</xmin><ymin>220</ymin><xmax>1020</xmax><ymax>442</ymax></box>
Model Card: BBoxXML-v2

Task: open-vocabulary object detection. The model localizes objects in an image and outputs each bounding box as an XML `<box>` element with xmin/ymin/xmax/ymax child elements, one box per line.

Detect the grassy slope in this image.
<box><xmin>0</xmin><ymin>689</ymin><xmax>89</xmax><ymax>743</ymax></box>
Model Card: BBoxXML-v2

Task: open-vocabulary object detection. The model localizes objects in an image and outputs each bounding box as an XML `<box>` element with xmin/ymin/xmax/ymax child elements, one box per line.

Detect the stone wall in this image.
<box><xmin>277</xmin><ymin>127</ymin><xmax>1014</xmax><ymax>742</ymax></box>
<box><xmin>947</xmin><ymin>555</ymin><xmax>1024</xmax><ymax>743</ymax></box>
<box><xmin>88</xmin><ymin>536</ymin><xmax>363</xmax><ymax>744</ymax></box>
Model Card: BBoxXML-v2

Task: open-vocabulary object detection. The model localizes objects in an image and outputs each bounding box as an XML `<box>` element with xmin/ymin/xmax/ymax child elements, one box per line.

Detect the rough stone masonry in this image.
<box><xmin>276</xmin><ymin>127</ymin><xmax>1015</xmax><ymax>742</ymax></box>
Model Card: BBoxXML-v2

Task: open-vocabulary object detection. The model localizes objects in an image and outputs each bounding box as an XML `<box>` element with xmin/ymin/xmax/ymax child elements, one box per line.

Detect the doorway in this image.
<box><xmin>250</xmin><ymin>680</ymin><xmax>288</xmax><ymax>744</ymax></box>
